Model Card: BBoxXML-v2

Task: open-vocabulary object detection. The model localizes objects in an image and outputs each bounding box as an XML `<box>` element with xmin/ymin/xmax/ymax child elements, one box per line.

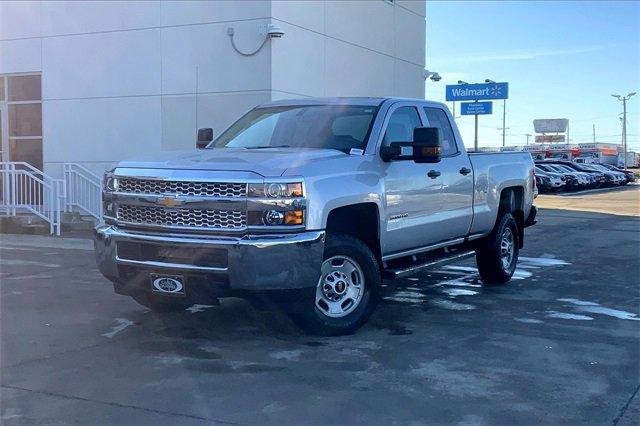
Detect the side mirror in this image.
<box><xmin>412</xmin><ymin>127</ymin><xmax>441</xmax><ymax>163</ymax></box>
<box><xmin>196</xmin><ymin>128</ymin><xmax>213</xmax><ymax>149</ymax></box>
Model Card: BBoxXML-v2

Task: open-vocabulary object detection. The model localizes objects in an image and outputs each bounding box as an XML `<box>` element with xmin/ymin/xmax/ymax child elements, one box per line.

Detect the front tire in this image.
<box><xmin>289</xmin><ymin>234</ymin><xmax>381</xmax><ymax>336</ymax></box>
<box><xmin>476</xmin><ymin>212</ymin><xmax>519</xmax><ymax>285</ymax></box>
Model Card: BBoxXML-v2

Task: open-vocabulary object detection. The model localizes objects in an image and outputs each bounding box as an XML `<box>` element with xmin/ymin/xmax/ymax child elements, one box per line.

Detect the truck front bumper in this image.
<box><xmin>94</xmin><ymin>225</ymin><xmax>325</xmax><ymax>297</ymax></box>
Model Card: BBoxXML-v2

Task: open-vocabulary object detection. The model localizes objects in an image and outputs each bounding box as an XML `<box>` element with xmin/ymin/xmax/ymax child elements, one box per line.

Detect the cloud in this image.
<box><xmin>433</xmin><ymin>44</ymin><xmax>612</xmax><ymax>65</ymax></box>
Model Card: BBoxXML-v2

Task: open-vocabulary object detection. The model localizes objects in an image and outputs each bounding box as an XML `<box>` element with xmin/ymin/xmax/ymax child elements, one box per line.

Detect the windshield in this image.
<box><xmin>209</xmin><ymin>105</ymin><xmax>379</xmax><ymax>153</ymax></box>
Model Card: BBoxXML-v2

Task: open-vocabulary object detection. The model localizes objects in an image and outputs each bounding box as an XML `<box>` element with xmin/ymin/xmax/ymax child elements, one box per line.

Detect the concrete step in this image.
<box><xmin>0</xmin><ymin>215</ymin><xmax>50</xmax><ymax>235</ymax></box>
<box><xmin>61</xmin><ymin>212</ymin><xmax>97</xmax><ymax>232</ymax></box>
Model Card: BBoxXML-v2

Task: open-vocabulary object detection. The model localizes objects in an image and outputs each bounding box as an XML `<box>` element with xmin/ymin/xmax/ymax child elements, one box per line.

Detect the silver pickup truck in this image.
<box><xmin>95</xmin><ymin>97</ymin><xmax>537</xmax><ymax>335</ymax></box>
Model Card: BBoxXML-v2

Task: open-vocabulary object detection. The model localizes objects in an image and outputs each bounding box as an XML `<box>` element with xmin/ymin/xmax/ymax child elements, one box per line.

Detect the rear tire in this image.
<box><xmin>476</xmin><ymin>212</ymin><xmax>519</xmax><ymax>285</ymax></box>
<box><xmin>288</xmin><ymin>234</ymin><xmax>381</xmax><ymax>336</ymax></box>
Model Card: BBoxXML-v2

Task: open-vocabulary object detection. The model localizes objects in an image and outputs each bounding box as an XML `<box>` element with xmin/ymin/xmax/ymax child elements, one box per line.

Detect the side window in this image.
<box><xmin>423</xmin><ymin>107</ymin><xmax>458</xmax><ymax>156</ymax></box>
<box><xmin>383</xmin><ymin>106</ymin><xmax>422</xmax><ymax>145</ymax></box>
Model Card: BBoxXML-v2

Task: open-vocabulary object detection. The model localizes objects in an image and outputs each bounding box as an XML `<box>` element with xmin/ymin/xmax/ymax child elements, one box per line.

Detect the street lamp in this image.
<box><xmin>524</xmin><ymin>133</ymin><xmax>532</xmax><ymax>145</ymax></box>
<box><xmin>486</xmin><ymin>79</ymin><xmax>507</xmax><ymax>147</ymax></box>
<box><xmin>612</xmin><ymin>92</ymin><xmax>636</xmax><ymax>168</ymax></box>
<box><xmin>451</xmin><ymin>81</ymin><xmax>468</xmax><ymax>118</ymax></box>
<box><xmin>423</xmin><ymin>69</ymin><xmax>442</xmax><ymax>82</ymax></box>
<box><xmin>423</xmin><ymin>69</ymin><xmax>441</xmax><ymax>99</ymax></box>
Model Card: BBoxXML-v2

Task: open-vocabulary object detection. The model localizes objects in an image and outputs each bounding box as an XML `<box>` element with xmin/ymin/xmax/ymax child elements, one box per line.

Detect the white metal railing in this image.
<box><xmin>0</xmin><ymin>162</ymin><xmax>66</xmax><ymax>235</ymax></box>
<box><xmin>64</xmin><ymin>163</ymin><xmax>102</xmax><ymax>220</ymax></box>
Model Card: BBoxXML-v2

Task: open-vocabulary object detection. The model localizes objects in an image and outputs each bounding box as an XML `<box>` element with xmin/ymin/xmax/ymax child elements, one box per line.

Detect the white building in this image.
<box><xmin>0</xmin><ymin>0</ymin><xmax>426</xmax><ymax>177</ymax></box>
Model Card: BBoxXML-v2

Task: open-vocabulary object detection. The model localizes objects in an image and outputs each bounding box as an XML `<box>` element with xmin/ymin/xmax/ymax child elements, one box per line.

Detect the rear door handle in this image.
<box><xmin>459</xmin><ymin>167</ymin><xmax>471</xmax><ymax>176</ymax></box>
<box><xmin>427</xmin><ymin>170</ymin><xmax>441</xmax><ymax>179</ymax></box>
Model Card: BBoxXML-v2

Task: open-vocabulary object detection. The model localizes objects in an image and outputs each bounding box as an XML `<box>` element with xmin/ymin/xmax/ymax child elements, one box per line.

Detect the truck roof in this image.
<box><xmin>259</xmin><ymin>97</ymin><xmax>446</xmax><ymax>108</ymax></box>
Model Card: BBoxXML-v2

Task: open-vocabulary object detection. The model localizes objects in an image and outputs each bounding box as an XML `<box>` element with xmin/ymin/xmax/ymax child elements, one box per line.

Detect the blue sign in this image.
<box><xmin>461</xmin><ymin>101</ymin><xmax>493</xmax><ymax>115</ymax></box>
<box><xmin>446</xmin><ymin>82</ymin><xmax>508</xmax><ymax>101</ymax></box>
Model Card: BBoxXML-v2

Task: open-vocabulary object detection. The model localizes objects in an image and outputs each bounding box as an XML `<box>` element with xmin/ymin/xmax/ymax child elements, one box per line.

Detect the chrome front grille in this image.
<box><xmin>118</xmin><ymin>178</ymin><xmax>246</xmax><ymax>197</ymax></box>
<box><xmin>118</xmin><ymin>205</ymin><xmax>246</xmax><ymax>229</ymax></box>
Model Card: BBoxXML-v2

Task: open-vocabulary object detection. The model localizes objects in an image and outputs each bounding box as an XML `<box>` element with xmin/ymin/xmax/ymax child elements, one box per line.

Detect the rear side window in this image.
<box><xmin>423</xmin><ymin>107</ymin><xmax>458</xmax><ymax>156</ymax></box>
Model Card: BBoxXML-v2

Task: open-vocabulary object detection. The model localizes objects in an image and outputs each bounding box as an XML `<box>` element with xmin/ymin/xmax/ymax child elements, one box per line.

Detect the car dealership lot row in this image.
<box><xmin>1</xmin><ymin>187</ymin><xmax>639</xmax><ymax>425</ymax></box>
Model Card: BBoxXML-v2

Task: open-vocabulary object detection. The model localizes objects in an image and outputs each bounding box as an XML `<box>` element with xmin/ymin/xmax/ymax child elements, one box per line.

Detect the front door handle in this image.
<box><xmin>427</xmin><ymin>170</ymin><xmax>441</xmax><ymax>179</ymax></box>
<box><xmin>459</xmin><ymin>167</ymin><xmax>472</xmax><ymax>176</ymax></box>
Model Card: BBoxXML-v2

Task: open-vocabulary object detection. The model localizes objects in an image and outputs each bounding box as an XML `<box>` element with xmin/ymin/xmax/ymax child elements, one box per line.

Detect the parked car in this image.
<box><xmin>583</xmin><ymin>164</ymin><xmax>625</xmax><ymax>185</ymax></box>
<box><xmin>94</xmin><ymin>97</ymin><xmax>537</xmax><ymax>335</ymax></box>
<box><xmin>535</xmin><ymin>172</ymin><xmax>553</xmax><ymax>193</ymax></box>
<box><xmin>534</xmin><ymin>166</ymin><xmax>566</xmax><ymax>191</ymax></box>
<box><xmin>548</xmin><ymin>163</ymin><xmax>597</xmax><ymax>188</ymax></box>
<box><xmin>600</xmin><ymin>164</ymin><xmax>636</xmax><ymax>183</ymax></box>
<box><xmin>535</xmin><ymin>164</ymin><xmax>580</xmax><ymax>190</ymax></box>
<box><xmin>543</xmin><ymin>161</ymin><xmax>609</xmax><ymax>186</ymax></box>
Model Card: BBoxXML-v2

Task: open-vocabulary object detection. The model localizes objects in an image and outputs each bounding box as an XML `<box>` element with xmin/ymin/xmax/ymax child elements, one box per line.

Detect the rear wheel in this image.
<box><xmin>476</xmin><ymin>212</ymin><xmax>519</xmax><ymax>285</ymax></box>
<box><xmin>289</xmin><ymin>234</ymin><xmax>380</xmax><ymax>336</ymax></box>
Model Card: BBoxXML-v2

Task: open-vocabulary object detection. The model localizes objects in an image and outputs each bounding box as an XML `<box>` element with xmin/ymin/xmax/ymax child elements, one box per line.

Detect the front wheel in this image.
<box><xmin>475</xmin><ymin>212</ymin><xmax>519</xmax><ymax>285</ymax></box>
<box><xmin>289</xmin><ymin>234</ymin><xmax>381</xmax><ymax>336</ymax></box>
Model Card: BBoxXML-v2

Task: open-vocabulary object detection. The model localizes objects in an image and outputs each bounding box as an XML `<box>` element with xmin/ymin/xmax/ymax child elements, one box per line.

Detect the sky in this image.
<box><xmin>425</xmin><ymin>1</ymin><xmax>640</xmax><ymax>151</ymax></box>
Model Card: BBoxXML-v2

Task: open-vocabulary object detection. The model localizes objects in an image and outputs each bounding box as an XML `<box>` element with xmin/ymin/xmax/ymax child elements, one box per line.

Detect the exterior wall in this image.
<box><xmin>270</xmin><ymin>0</ymin><xmax>426</xmax><ymax>99</ymax></box>
<box><xmin>0</xmin><ymin>0</ymin><xmax>425</xmax><ymax>178</ymax></box>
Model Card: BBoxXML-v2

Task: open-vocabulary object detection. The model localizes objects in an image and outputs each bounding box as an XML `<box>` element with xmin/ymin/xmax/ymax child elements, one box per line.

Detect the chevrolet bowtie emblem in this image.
<box><xmin>157</xmin><ymin>196</ymin><xmax>184</xmax><ymax>208</ymax></box>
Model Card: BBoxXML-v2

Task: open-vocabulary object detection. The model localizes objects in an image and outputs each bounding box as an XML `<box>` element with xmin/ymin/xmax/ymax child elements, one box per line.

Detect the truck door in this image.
<box><xmin>422</xmin><ymin>106</ymin><xmax>474</xmax><ymax>240</ymax></box>
<box><xmin>380</xmin><ymin>103</ymin><xmax>447</xmax><ymax>254</ymax></box>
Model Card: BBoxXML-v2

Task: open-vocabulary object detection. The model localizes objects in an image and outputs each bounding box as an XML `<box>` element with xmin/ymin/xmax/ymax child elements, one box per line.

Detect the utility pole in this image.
<box><xmin>498</xmin><ymin>127</ymin><xmax>509</xmax><ymax>146</ymax></box>
<box><xmin>525</xmin><ymin>133</ymin><xmax>532</xmax><ymax>145</ymax></box>
<box><xmin>612</xmin><ymin>92</ymin><xmax>636</xmax><ymax>169</ymax></box>
<box><xmin>502</xmin><ymin>99</ymin><xmax>506</xmax><ymax>146</ymax></box>
<box><xmin>592</xmin><ymin>124</ymin><xmax>595</xmax><ymax>143</ymax></box>
<box><xmin>623</xmin><ymin>98</ymin><xmax>627</xmax><ymax>168</ymax></box>
<box><xmin>484</xmin><ymin>79</ymin><xmax>506</xmax><ymax>146</ymax></box>
<box><xmin>474</xmin><ymin>105</ymin><xmax>479</xmax><ymax>151</ymax></box>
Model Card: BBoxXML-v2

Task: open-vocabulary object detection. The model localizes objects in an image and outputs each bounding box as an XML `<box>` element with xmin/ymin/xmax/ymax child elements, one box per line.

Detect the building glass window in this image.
<box><xmin>9</xmin><ymin>103</ymin><xmax>42</xmax><ymax>137</ymax></box>
<box><xmin>8</xmin><ymin>75</ymin><xmax>41</xmax><ymax>102</ymax></box>
<box><xmin>9</xmin><ymin>139</ymin><xmax>43</xmax><ymax>171</ymax></box>
<box><xmin>1</xmin><ymin>73</ymin><xmax>43</xmax><ymax>169</ymax></box>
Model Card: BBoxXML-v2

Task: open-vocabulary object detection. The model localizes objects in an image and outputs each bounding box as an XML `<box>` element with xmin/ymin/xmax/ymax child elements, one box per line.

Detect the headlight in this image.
<box><xmin>248</xmin><ymin>182</ymin><xmax>303</xmax><ymax>198</ymax></box>
<box><xmin>103</xmin><ymin>173</ymin><xmax>119</xmax><ymax>191</ymax></box>
<box><xmin>247</xmin><ymin>180</ymin><xmax>305</xmax><ymax>227</ymax></box>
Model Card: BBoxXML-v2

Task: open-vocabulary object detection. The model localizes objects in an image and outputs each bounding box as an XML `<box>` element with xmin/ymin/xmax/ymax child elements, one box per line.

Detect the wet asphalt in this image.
<box><xmin>1</xmin><ymin>204</ymin><xmax>639</xmax><ymax>425</ymax></box>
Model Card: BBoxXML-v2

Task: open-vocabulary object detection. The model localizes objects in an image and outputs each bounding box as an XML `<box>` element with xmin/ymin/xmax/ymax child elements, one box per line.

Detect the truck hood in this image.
<box><xmin>117</xmin><ymin>148</ymin><xmax>348</xmax><ymax>177</ymax></box>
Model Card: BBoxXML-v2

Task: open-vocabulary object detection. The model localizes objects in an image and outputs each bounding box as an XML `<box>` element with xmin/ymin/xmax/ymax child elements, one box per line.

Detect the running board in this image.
<box><xmin>382</xmin><ymin>250</ymin><xmax>475</xmax><ymax>279</ymax></box>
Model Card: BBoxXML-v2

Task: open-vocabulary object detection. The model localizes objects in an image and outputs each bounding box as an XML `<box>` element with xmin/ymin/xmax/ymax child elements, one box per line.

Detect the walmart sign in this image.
<box><xmin>446</xmin><ymin>82</ymin><xmax>509</xmax><ymax>101</ymax></box>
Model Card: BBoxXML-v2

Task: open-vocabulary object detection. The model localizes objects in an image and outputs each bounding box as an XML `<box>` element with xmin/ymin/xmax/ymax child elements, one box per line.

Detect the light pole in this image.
<box><xmin>486</xmin><ymin>79</ymin><xmax>506</xmax><ymax>146</ymax></box>
<box><xmin>524</xmin><ymin>133</ymin><xmax>532</xmax><ymax>145</ymax></box>
<box><xmin>454</xmin><ymin>80</ymin><xmax>468</xmax><ymax>118</ymax></box>
<box><xmin>612</xmin><ymin>92</ymin><xmax>636</xmax><ymax>168</ymax></box>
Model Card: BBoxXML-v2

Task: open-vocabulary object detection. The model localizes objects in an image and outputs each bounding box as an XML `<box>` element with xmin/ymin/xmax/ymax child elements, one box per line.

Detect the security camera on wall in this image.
<box><xmin>267</xmin><ymin>24</ymin><xmax>285</xmax><ymax>38</ymax></box>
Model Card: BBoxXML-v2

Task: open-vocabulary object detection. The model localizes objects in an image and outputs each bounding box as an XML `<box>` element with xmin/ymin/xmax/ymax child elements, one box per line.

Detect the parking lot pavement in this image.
<box><xmin>537</xmin><ymin>184</ymin><xmax>640</xmax><ymax>216</ymax></box>
<box><xmin>1</xmin><ymin>200</ymin><xmax>639</xmax><ymax>424</ymax></box>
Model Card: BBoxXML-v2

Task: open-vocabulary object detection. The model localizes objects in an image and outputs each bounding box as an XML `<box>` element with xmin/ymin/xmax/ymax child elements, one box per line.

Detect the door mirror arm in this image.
<box><xmin>380</xmin><ymin>143</ymin><xmax>413</xmax><ymax>162</ymax></box>
<box><xmin>379</xmin><ymin>127</ymin><xmax>442</xmax><ymax>163</ymax></box>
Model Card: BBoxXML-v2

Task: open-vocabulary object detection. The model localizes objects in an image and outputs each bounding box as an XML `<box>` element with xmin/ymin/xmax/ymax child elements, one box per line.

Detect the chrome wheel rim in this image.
<box><xmin>500</xmin><ymin>227</ymin><xmax>515</xmax><ymax>271</ymax></box>
<box><xmin>315</xmin><ymin>256</ymin><xmax>365</xmax><ymax>318</ymax></box>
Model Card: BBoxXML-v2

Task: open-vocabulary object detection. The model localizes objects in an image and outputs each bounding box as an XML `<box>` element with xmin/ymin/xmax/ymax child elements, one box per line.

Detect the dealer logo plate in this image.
<box><xmin>151</xmin><ymin>274</ymin><xmax>185</xmax><ymax>295</ymax></box>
